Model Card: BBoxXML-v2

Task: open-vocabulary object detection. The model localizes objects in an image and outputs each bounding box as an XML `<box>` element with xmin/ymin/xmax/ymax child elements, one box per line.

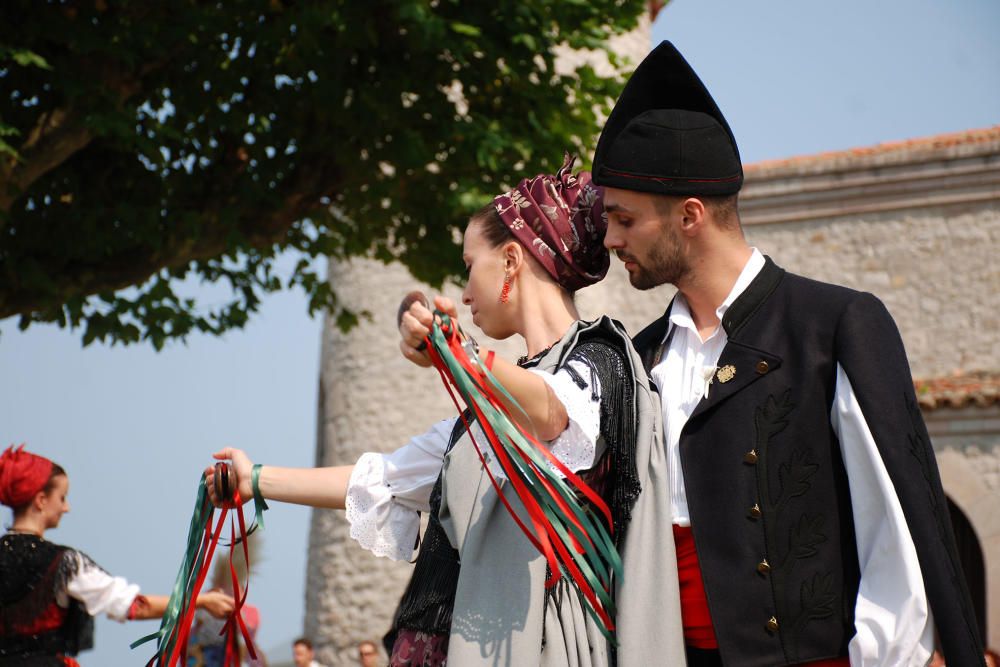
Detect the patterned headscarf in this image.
<box><xmin>493</xmin><ymin>153</ymin><xmax>608</xmax><ymax>291</ymax></box>
<box><xmin>0</xmin><ymin>444</ymin><xmax>54</xmax><ymax>508</ymax></box>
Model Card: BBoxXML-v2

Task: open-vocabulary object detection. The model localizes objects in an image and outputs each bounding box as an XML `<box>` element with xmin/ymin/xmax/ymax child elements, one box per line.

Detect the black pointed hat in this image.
<box><xmin>593</xmin><ymin>41</ymin><xmax>743</xmax><ymax>196</ymax></box>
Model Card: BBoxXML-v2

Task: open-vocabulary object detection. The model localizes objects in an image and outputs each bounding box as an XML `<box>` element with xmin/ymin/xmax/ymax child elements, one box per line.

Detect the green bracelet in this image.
<box><xmin>251</xmin><ymin>463</ymin><xmax>269</xmax><ymax>529</ymax></box>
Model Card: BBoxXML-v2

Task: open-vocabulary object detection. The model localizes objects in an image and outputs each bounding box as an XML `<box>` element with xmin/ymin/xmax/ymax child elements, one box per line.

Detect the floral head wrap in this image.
<box><xmin>0</xmin><ymin>444</ymin><xmax>55</xmax><ymax>508</ymax></box>
<box><xmin>493</xmin><ymin>153</ymin><xmax>608</xmax><ymax>291</ymax></box>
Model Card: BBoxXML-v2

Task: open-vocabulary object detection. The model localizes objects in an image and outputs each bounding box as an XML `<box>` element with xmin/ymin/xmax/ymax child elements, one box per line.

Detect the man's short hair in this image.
<box><xmin>652</xmin><ymin>193</ymin><xmax>741</xmax><ymax>231</ymax></box>
<box><xmin>293</xmin><ymin>637</ymin><xmax>313</xmax><ymax>650</ymax></box>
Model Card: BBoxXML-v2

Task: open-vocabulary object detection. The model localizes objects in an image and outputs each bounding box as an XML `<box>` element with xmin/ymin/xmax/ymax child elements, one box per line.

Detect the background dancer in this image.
<box><xmin>206</xmin><ymin>155</ymin><xmax>683</xmax><ymax>666</ymax></box>
<box><xmin>0</xmin><ymin>445</ymin><xmax>234</xmax><ymax>666</ymax></box>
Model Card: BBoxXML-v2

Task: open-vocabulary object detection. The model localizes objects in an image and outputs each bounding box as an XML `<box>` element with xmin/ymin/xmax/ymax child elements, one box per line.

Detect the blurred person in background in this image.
<box><xmin>357</xmin><ymin>639</ymin><xmax>379</xmax><ymax>667</ymax></box>
<box><xmin>292</xmin><ymin>637</ymin><xmax>325</xmax><ymax>667</ymax></box>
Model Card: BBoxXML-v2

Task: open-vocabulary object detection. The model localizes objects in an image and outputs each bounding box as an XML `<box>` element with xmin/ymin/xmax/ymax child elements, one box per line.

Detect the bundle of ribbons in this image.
<box><xmin>407</xmin><ymin>292</ymin><xmax>623</xmax><ymax>640</ymax></box>
<box><xmin>132</xmin><ymin>463</ymin><xmax>266</xmax><ymax>666</ymax></box>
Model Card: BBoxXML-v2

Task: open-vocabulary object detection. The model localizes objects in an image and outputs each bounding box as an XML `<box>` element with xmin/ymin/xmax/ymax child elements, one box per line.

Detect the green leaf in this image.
<box><xmin>449</xmin><ymin>22</ymin><xmax>481</xmax><ymax>37</ymax></box>
<box><xmin>3</xmin><ymin>48</ymin><xmax>52</xmax><ymax>70</ymax></box>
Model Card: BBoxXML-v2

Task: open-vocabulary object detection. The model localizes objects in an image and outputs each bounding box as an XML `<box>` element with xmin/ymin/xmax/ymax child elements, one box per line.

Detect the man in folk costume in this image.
<box><xmin>592</xmin><ymin>42</ymin><xmax>984</xmax><ymax>666</ymax></box>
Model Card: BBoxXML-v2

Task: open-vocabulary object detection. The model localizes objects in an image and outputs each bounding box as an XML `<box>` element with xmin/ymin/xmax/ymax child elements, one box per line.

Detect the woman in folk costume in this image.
<box><xmin>0</xmin><ymin>445</ymin><xmax>234</xmax><ymax>667</ymax></box>
<box><xmin>206</xmin><ymin>155</ymin><xmax>685</xmax><ymax>667</ymax></box>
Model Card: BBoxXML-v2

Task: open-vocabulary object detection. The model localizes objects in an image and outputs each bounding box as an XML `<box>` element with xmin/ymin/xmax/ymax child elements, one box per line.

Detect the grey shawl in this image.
<box><xmin>439</xmin><ymin>316</ymin><xmax>685</xmax><ymax>666</ymax></box>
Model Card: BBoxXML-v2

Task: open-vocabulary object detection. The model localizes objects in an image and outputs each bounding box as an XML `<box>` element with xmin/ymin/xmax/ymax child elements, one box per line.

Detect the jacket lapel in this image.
<box><xmin>688</xmin><ymin>341</ymin><xmax>783</xmax><ymax>423</ymax></box>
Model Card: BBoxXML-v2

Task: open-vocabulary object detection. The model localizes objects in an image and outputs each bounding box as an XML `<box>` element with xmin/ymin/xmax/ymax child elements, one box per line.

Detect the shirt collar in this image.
<box><xmin>666</xmin><ymin>248</ymin><xmax>766</xmax><ymax>339</ymax></box>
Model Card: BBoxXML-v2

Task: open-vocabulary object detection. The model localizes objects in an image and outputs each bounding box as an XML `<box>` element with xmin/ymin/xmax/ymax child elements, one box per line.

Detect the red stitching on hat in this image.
<box><xmin>601</xmin><ymin>167</ymin><xmax>741</xmax><ymax>184</ymax></box>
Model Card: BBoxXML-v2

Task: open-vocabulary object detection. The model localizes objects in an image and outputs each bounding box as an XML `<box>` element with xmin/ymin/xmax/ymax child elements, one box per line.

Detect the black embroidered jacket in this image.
<box><xmin>632</xmin><ymin>257</ymin><xmax>982</xmax><ymax>666</ymax></box>
<box><xmin>0</xmin><ymin>534</ymin><xmax>94</xmax><ymax>665</ymax></box>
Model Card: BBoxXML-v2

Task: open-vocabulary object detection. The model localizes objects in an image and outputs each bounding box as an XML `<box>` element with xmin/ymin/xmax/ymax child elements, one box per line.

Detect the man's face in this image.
<box><xmin>603</xmin><ymin>187</ymin><xmax>689</xmax><ymax>289</ymax></box>
<box><xmin>292</xmin><ymin>643</ymin><xmax>313</xmax><ymax>667</ymax></box>
<box><xmin>358</xmin><ymin>642</ymin><xmax>379</xmax><ymax>667</ymax></box>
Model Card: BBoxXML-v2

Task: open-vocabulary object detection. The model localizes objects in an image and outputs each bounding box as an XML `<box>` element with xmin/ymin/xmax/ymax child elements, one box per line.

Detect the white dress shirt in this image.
<box><xmin>650</xmin><ymin>248</ymin><xmax>933</xmax><ymax>666</ymax></box>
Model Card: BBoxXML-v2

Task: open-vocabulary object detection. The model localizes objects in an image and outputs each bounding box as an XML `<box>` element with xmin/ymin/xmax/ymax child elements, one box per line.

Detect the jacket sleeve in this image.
<box><xmin>834</xmin><ymin>291</ymin><xmax>983</xmax><ymax>664</ymax></box>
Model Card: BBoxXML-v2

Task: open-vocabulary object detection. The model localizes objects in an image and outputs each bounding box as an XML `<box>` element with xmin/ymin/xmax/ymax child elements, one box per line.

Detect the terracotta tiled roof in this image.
<box><xmin>914</xmin><ymin>371</ymin><xmax>1000</xmax><ymax>411</ymax></box>
<box><xmin>746</xmin><ymin>125</ymin><xmax>1000</xmax><ymax>173</ymax></box>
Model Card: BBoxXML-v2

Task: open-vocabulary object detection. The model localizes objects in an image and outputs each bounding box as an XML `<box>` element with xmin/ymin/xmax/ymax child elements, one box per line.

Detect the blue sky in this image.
<box><xmin>1</xmin><ymin>1</ymin><xmax>997</xmax><ymax>665</ymax></box>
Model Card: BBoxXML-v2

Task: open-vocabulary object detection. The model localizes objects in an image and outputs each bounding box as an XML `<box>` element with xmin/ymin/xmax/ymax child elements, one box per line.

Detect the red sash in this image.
<box><xmin>673</xmin><ymin>525</ymin><xmax>718</xmax><ymax>649</ymax></box>
<box><xmin>674</xmin><ymin>525</ymin><xmax>849</xmax><ymax>666</ymax></box>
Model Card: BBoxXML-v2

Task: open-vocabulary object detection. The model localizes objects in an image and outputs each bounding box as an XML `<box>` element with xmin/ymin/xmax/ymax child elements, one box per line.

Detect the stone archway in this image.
<box><xmin>935</xmin><ymin>445</ymin><xmax>1000</xmax><ymax>647</ymax></box>
<box><xmin>948</xmin><ymin>496</ymin><xmax>987</xmax><ymax>645</ymax></box>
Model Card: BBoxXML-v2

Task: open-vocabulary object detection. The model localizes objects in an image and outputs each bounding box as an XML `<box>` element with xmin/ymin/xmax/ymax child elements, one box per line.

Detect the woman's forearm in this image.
<box><xmin>129</xmin><ymin>594</ymin><xmax>168</xmax><ymax>620</ymax></box>
<box><xmin>256</xmin><ymin>464</ymin><xmax>355</xmax><ymax>510</ymax></box>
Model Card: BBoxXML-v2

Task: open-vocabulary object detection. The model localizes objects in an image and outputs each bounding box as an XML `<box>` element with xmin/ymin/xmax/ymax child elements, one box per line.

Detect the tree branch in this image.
<box><xmin>0</xmin><ymin>107</ymin><xmax>93</xmax><ymax>215</ymax></box>
<box><xmin>0</xmin><ymin>161</ymin><xmax>342</xmax><ymax>320</ymax></box>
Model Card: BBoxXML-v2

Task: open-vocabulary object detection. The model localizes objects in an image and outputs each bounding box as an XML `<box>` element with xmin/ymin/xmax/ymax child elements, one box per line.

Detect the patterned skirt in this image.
<box><xmin>389</xmin><ymin>629</ymin><xmax>449</xmax><ymax>667</ymax></box>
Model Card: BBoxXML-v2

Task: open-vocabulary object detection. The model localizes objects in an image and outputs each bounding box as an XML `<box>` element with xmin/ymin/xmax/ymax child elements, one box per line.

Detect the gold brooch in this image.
<box><xmin>716</xmin><ymin>365</ymin><xmax>736</xmax><ymax>383</ymax></box>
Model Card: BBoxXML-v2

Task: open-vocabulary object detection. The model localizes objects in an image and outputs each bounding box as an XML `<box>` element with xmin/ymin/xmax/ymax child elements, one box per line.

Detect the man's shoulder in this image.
<box><xmin>773</xmin><ymin>268</ymin><xmax>883</xmax><ymax>317</ymax></box>
<box><xmin>771</xmin><ymin>268</ymin><xmax>901</xmax><ymax>339</ymax></box>
<box><xmin>779</xmin><ymin>268</ymin><xmax>859</xmax><ymax>302</ymax></box>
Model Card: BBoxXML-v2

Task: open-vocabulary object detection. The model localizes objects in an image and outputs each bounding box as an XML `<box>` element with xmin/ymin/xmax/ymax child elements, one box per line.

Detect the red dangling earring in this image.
<box><xmin>500</xmin><ymin>273</ymin><xmax>512</xmax><ymax>304</ymax></box>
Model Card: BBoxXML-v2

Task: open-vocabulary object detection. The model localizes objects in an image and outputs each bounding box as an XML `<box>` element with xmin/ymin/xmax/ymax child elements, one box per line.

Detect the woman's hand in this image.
<box><xmin>204</xmin><ymin>448</ymin><xmax>254</xmax><ymax>507</ymax></box>
<box><xmin>399</xmin><ymin>295</ymin><xmax>459</xmax><ymax>367</ymax></box>
<box><xmin>197</xmin><ymin>590</ymin><xmax>236</xmax><ymax>619</ymax></box>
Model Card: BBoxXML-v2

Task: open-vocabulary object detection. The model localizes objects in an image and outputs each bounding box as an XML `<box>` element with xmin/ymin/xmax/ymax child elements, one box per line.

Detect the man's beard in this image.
<box><xmin>621</xmin><ymin>229</ymin><xmax>688</xmax><ymax>290</ymax></box>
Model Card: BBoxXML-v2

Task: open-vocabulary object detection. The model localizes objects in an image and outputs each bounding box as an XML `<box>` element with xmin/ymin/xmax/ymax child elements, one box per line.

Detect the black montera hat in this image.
<box><xmin>592</xmin><ymin>41</ymin><xmax>743</xmax><ymax>196</ymax></box>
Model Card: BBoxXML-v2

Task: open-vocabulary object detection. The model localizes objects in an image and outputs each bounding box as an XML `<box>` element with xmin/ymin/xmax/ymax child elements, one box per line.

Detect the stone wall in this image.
<box><xmin>743</xmin><ymin>205</ymin><xmax>999</xmax><ymax>377</ymax></box>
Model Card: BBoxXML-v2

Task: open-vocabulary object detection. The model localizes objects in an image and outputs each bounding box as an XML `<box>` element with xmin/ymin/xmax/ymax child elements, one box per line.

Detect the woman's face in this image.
<box><xmin>40</xmin><ymin>474</ymin><xmax>70</xmax><ymax>530</ymax></box>
<box><xmin>461</xmin><ymin>220</ymin><xmax>514</xmax><ymax>339</ymax></box>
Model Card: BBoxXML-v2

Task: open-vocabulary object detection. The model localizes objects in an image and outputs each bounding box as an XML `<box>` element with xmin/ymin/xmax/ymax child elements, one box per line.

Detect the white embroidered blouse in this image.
<box><xmin>344</xmin><ymin>359</ymin><xmax>603</xmax><ymax>562</ymax></box>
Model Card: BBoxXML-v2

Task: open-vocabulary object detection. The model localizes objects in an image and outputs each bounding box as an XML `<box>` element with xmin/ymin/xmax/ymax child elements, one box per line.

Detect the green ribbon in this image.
<box><xmin>131</xmin><ymin>473</ymin><xmax>215</xmax><ymax>658</ymax></box>
<box><xmin>251</xmin><ymin>463</ymin><xmax>269</xmax><ymax>530</ymax></box>
<box><xmin>132</xmin><ymin>466</ymin><xmax>270</xmax><ymax>663</ymax></box>
<box><xmin>427</xmin><ymin>312</ymin><xmax>623</xmax><ymax>640</ymax></box>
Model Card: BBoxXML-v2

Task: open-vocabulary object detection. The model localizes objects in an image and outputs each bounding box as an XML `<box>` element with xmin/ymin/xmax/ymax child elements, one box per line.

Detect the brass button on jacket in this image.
<box><xmin>744</xmin><ymin>449</ymin><xmax>759</xmax><ymax>464</ymax></box>
<box><xmin>757</xmin><ymin>558</ymin><xmax>771</xmax><ymax>575</ymax></box>
<box><xmin>755</xmin><ymin>360</ymin><xmax>770</xmax><ymax>374</ymax></box>
<box><xmin>748</xmin><ymin>503</ymin><xmax>762</xmax><ymax>519</ymax></box>
<box><xmin>766</xmin><ymin>616</ymin><xmax>779</xmax><ymax>632</ymax></box>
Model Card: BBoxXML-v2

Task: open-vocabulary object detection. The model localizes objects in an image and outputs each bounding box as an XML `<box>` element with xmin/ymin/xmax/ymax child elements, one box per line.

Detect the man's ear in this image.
<box><xmin>679</xmin><ymin>197</ymin><xmax>707</xmax><ymax>236</ymax></box>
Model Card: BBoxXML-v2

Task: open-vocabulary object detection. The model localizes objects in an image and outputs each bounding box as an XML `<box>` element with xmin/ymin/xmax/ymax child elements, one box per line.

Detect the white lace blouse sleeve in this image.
<box><xmin>60</xmin><ymin>551</ymin><xmax>140</xmax><ymax>622</ymax></box>
<box><xmin>529</xmin><ymin>357</ymin><xmax>602</xmax><ymax>475</ymax></box>
<box><xmin>345</xmin><ymin>417</ymin><xmax>457</xmax><ymax>561</ymax></box>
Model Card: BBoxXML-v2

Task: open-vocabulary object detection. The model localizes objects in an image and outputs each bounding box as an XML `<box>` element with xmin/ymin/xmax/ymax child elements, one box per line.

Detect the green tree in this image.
<box><xmin>0</xmin><ymin>0</ymin><xmax>644</xmax><ymax>348</ymax></box>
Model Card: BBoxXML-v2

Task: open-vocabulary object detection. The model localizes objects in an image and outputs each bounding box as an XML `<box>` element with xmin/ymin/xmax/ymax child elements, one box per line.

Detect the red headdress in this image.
<box><xmin>493</xmin><ymin>153</ymin><xmax>608</xmax><ymax>291</ymax></box>
<box><xmin>0</xmin><ymin>444</ymin><xmax>54</xmax><ymax>508</ymax></box>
